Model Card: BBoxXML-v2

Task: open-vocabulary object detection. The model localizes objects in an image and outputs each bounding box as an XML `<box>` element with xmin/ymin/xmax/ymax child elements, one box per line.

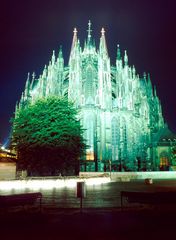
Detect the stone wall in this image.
<box><xmin>80</xmin><ymin>171</ymin><xmax>176</xmax><ymax>181</ymax></box>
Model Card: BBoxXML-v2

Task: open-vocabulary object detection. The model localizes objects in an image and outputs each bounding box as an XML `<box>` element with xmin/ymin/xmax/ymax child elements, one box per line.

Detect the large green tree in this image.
<box><xmin>11</xmin><ymin>97</ymin><xmax>85</xmax><ymax>176</ymax></box>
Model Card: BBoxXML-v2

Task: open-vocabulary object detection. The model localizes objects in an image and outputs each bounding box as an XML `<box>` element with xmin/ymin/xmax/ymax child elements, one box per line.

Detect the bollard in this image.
<box><xmin>76</xmin><ymin>182</ymin><xmax>86</xmax><ymax>212</ymax></box>
<box><xmin>145</xmin><ymin>178</ymin><xmax>153</xmax><ymax>184</ymax></box>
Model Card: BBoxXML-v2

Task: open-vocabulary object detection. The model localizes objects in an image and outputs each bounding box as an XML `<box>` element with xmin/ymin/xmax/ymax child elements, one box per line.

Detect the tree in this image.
<box><xmin>11</xmin><ymin>97</ymin><xmax>86</xmax><ymax>176</ymax></box>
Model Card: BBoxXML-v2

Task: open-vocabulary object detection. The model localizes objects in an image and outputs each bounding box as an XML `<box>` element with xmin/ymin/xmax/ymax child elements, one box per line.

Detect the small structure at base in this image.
<box><xmin>145</xmin><ymin>178</ymin><xmax>153</xmax><ymax>184</ymax></box>
<box><xmin>76</xmin><ymin>182</ymin><xmax>86</xmax><ymax>212</ymax></box>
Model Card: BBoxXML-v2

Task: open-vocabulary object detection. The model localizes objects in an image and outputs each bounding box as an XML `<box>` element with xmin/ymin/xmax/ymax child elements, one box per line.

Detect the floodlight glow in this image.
<box><xmin>85</xmin><ymin>177</ymin><xmax>111</xmax><ymax>186</ymax></box>
<box><xmin>0</xmin><ymin>177</ymin><xmax>111</xmax><ymax>191</ymax></box>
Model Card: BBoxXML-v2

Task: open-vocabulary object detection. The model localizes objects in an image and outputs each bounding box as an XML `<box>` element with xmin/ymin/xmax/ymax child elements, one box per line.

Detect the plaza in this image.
<box><xmin>1</xmin><ymin>179</ymin><xmax>176</xmax><ymax>239</ymax></box>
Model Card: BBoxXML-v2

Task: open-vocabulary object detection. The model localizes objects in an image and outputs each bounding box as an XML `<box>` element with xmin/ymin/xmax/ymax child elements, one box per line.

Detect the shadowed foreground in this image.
<box><xmin>0</xmin><ymin>208</ymin><xmax>176</xmax><ymax>240</ymax></box>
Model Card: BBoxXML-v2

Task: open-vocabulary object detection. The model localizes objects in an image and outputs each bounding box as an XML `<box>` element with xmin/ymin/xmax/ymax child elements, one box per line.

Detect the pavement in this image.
<box><xmin>1</xmin><ymin>179</ymin><xmax>176</xmax><ymax>240</ymax></box>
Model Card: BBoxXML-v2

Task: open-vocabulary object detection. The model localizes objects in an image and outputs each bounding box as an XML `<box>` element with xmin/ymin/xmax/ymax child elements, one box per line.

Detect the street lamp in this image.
<box><xmin>109</xmin><ymin>159</ymin><xmax>112</xmax><ymax>179</ymax></box>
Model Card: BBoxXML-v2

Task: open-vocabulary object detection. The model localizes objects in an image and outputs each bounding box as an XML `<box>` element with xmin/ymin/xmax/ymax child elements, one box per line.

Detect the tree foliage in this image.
<box><xmin>11</xmin><ymin>97</ymin><xmax>85</xmax><ymax>176</ymax></box>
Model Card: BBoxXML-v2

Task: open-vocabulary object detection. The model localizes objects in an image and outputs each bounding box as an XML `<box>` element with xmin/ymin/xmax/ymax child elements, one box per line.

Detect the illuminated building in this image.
<box><xmin>0</xmin><ymin>147</ymin><xmax>17</xmax><ymax>180</ymax></box>
<box><xmin>16</xmin><ymin>21</ymin><xmax>165</xmax><ymax>171</ymax></box>
<box><xmin>0</xmin><ymin>147</ymin><xmax>17</xmax><ymax>159</ymax></box>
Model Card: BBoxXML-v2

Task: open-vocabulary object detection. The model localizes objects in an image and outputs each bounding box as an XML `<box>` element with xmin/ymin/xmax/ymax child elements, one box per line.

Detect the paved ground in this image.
<box><xmin>40</xmin><ymin>179</ymin><xmax>176</xmax><ymax>208</ymax></box>
<box><xmin>2</xmin><ymin>179</ymin><xmax>176</xmax><ymax>208</ymax></box>
<box><xmin>1</xmin><ymin>179</ymin><xmax>176</xmax><ymax>240</ymax></box>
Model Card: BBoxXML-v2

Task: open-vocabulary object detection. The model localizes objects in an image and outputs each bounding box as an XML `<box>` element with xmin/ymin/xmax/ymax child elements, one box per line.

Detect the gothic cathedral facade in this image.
<box><xmin>17</xmin><ymin>21</ymin><xmax>165</xmax><ymax>171</ymax></box>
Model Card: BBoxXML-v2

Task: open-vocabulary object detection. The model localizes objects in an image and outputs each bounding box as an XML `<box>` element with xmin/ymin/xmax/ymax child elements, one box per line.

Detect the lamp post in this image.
<box><xmin>109</xmin><ymin>159</ymin><xmax>112</xmax><ymax>179</ymax></box>
<box><xmin>119</xmin><ymin>147</ymin><xmax>122</xmax><ymax>172</ymax></box>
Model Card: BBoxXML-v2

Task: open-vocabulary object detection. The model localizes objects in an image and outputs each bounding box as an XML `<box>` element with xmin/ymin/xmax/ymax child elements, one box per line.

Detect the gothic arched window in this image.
<box><xmin>85</xmin><ymin>66</ymin><xmax>94</xmax><ymax>104</ymax></box>
<box><xmin>111</xmin><ymin>118</ymin><xmax>119</xmax><ymax>161</ymax></box>
<box><xmin>85</xmin><ymin>115</ymin><xmax>94</xmax><ymax>160</ymax></box>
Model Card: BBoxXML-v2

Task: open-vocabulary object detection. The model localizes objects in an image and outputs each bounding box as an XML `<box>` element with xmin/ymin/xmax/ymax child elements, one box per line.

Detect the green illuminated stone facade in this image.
<box><xmin>17</xmin><ymin>21</ymin><xmax>165</xmax><ymax>171</ymax></box>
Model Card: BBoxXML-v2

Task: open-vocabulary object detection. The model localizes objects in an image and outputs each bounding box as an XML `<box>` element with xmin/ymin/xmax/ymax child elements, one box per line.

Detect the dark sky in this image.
<box><xmin>0</xmin><ymin>0</ymin><xmax>176</xmax><ymax>145</ymax></box>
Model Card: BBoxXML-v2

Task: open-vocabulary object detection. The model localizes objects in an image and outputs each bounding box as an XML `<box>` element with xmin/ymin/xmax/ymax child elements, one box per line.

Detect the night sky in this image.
<box><xmin>1</xmin><ymin>0</ymin><xmax>176</xmax><ymax>145</ymax></box>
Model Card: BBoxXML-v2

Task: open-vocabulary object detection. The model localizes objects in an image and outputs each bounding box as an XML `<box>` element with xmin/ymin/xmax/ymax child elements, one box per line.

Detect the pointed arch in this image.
<box><xmin>84</xmin><ymin>114</ymin><xmax>95</xmax><ymax>160</ymax></box>
<box><xmin>83</xmin><ymin>65</ymin><xmax>96</xmax><ymax>104</ymax></box>
<box><xmin>111</xmin><ymin>117</ymin><xmax>120</xmax><ymax>161</ymax></box>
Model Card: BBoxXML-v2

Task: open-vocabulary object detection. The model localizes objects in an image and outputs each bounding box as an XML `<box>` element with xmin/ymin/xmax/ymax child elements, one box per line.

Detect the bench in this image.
<box><xmin>0</xmin><ymin>192</ymin><xmax>42</xmax><ymax>212</ymax></box>
<box><xmin>121</xmin><ymin>191</ymin><xmax>176</xmax><ymax>208</ymax></box>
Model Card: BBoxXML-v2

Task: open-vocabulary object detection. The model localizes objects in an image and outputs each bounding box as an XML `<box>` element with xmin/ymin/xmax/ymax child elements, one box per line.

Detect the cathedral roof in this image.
<box><xmin>155</xmin><ymin>125</ymin><xmax>176</xmax><ymax>146</ymax></box>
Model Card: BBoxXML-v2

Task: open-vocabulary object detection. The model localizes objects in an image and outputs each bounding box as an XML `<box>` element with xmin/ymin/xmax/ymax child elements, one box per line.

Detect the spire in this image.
<box><xmin>69</xmin><ymin>27</ymin><xmax>78</xmax><ymax>62</ymax></box>
<box><xmin>32</xmin><ymin>72</ymin><xmax>35</xmax><ymax>80</ymax></box>
<box><xmin>57</xmin><ymin>45</ymin><xmax>64</xmax><ymax>69</ymax></box>
<box><xmin>147</xmin><ymin>73</ymin><xmax>153</xmax><ymax>96</ymax></box>
<box><xmin>116</xmin><ymin>44</ymin><xmax>121</xmax><ymax>60</ymax></box>
<box><xmin>70</xmin><ymin>27</ymin><xmax>78</xmax><ymax>52</ymax></box>
<box><xmin>124</xmin><ymin>50</ymin><xmax>128</xmax><ymax>65</ymax></box>
<box><xmin>147</xmin><ymin>73</ymin><xmax>152</xmax><ymax>85</ymax></box>
<box><xmin>73</xmin><ymin>27</ymin><xmax>77</xmax><ymax>36</ymax></box>
<box><xmin>52</xmin><ymin>50</ymin><xmax>55</xmax><ymax>64</ymax></box>
<box><xmin>42</xmin><ymin>65</ymin><xmax>47</xmax><ymax>76</ymax></box>
<box><xmin>132</xmin><ymin>65</ymin><xmax>136</xmax><ymax>78</ymax></box>
<box><xmin>143</xmin><ymin>72</ymin><xmax>147</xmax><ymax>81</ymax></box>
<box><xmin>101</xmin><ymin>27</ymin><xmax>105</xmax><ymax>36</ymax></box>
<box><xmin>87</xmin><ymin>20</ymin><xmax>92</xmax><ymax>43</ymax></box>
<box><xmin>58</xmin><ymin>45</ymin><xmax>63</xmax><ymax>58</ymax></box>
<box><xmin>99</xmin><ymin>27</ymin><xmax>108</xmax><ymax>56</ymax></box>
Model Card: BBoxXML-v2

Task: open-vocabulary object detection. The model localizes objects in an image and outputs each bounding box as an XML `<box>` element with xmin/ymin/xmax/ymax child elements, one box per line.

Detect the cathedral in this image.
<box><xmin>17</xmin><ymin>21</ymin><xmax>165</xmax><ymax>172</ymax></box>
